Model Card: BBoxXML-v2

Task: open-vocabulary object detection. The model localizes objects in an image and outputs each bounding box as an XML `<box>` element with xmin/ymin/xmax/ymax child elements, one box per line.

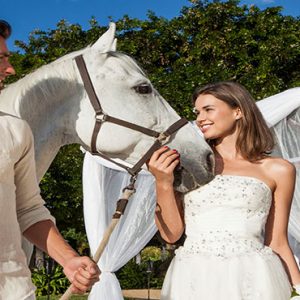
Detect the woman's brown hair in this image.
<box><xmin>192</xmin><ymin>81</ymin><xmax>274</xmax><ymax>161</ymax></box>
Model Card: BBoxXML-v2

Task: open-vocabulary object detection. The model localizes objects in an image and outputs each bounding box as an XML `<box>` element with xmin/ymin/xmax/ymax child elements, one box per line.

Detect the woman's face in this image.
<box><xmin>194</xmin><ymin>93</ymin><xmax>241</xmax><ymax>140</ymax></box>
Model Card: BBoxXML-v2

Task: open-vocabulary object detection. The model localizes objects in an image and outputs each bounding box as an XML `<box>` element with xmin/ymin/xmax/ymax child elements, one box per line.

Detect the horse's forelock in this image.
<box><xmin>105</xmin><ymin>51</ymin><xmax>146</xmax><ymax>77</ymax></box>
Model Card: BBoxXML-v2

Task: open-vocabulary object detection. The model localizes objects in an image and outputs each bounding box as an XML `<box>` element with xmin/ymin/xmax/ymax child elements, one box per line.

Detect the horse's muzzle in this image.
<box><xmin>173</xmin><ymin>152</ymin><xmax>215</xmax><ymax>193</ymax></box>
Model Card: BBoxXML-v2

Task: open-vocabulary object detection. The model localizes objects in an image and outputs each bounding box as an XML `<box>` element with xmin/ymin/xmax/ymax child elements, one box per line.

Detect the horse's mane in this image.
<box><xmin>2</xmin><ymin>46</ymin><xmax>147</xmax><ymax>105</ymax></box>
<box><xmin>105</xmin><ymin>51</ymin><xmax>146</xmax><ymax>77</ymax></box>
<box><xmin>0</xmin><ymin>45</ymin><xmax>165</xmax><ymax>122</ymax></box>
<box><xmin>0</xmin><ymin>46</ymin><xmax>90</xmax><ymax>109</ymax></box>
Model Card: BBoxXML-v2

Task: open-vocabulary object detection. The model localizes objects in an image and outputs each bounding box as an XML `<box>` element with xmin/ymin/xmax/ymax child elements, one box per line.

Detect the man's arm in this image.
<box><xmin>24</xmin><ymin>220</ymin><xmax>99</xmax><ymax>293</ymax></box>
<box><xmin>15</xmin><ymin>121</ymin><xmax>100</xmax><ymax>293</ymax></box>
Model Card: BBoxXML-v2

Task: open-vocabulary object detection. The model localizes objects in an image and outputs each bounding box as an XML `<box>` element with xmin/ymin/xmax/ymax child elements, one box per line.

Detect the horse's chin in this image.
<box><xmin>173</xmin><ymin>167</ymin><xmax>214</xmax><ymax>194</ymax></box>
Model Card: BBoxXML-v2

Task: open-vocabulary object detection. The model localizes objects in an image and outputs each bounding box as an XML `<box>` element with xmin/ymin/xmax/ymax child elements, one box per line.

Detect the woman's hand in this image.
<box><xmin>147</xmin><ymin>146</ymin><xmax>180</xmax><ymax>186</ymax></box>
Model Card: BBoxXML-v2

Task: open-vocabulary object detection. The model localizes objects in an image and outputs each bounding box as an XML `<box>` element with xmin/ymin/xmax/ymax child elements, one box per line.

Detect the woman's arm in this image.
<box><xmin>264</xmin><ymin>158</ymin><xmax>300</xmax><ymax>285</ymax></box>
<box><xmin>148</xmin><ymin>146</ymin><xmax>184</xmax><ymax>243</ymax></box>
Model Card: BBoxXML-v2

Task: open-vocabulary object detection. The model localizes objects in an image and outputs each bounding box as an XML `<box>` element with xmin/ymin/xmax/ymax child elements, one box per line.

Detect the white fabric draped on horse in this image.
<box><xmin>257</xmin><ymin>87</ymin><xmax>300</xmax><ymax>262</ymax></box>
<box><xmin>83</xmin><ymin>152</ymin><xmax>157</xmax><ymax>300</ymax></box>
<box><xmin>83</xmin><ymin>87</ymin><xmax>300</xmax><ymax>299</ymax></box>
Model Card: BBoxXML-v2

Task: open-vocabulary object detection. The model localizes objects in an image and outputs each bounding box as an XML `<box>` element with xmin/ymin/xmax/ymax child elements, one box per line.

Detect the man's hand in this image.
<box><xmin>24</xmin><ymin>220</ymin><xmax>101</xmax><ymax>294</ymax></box>
<box><xmin>63</xmin><ymin>256</ymin><xmax>100</xmax><ymax>294</ymax></box>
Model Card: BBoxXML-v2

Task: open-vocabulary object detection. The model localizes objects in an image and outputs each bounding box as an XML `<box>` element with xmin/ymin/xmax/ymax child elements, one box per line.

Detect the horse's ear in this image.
<box><xmin>92</xmin><ymin>22</ymin><xmax>117</xmax><ymax>52</ymax></box>
<box><xmin>112</xmin><ymin>38</ymin><xmax>117</xmax><ymax>51</ymax></box>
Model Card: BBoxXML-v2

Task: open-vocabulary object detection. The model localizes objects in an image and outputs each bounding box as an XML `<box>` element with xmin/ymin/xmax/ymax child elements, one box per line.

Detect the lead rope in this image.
<box><xmin>60</xmin><ymin>176</ymin><xmax>137</xmax><ymax>300</ymax></box>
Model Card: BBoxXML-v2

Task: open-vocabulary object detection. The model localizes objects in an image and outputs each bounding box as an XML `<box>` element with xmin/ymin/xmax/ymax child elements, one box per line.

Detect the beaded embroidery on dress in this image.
<box><xmin>161</xmin><ymin>175</ymin><xmax>292</xmax><ymax>300</ymax></box>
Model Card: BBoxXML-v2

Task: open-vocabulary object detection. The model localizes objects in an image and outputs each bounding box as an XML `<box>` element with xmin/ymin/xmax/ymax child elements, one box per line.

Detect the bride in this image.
<box><xmin>148</xmin><ymin>81</ymin><xmax>300</xmax><ymax>299</ymax></box>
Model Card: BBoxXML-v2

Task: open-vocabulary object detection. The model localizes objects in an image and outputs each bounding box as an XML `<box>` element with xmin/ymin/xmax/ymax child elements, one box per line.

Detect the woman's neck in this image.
<box><xmin>213</xmin><ymin>133</ymin><xmax>241</xmax><ymax>160</ymax></box>
<box><xmin>212</xmin><ymin>132</ymin><xmax>246</xmax><ymax>174</ymax></box>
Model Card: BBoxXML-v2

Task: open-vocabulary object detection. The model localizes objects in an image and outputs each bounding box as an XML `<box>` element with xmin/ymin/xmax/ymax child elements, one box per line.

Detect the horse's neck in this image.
<box><xmin>0</xmin><ymin>63</ymin><xmax>82</xmax><ymax>181</ymax></box>
<box><xmin>29</xmin><ymin>99</ymin><xmax>80</xmax><ymax>181</ymax></box>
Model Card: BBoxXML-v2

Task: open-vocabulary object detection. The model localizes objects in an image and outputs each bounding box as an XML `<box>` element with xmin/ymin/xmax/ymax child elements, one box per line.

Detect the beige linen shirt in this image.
<box><xmin>0</xmin><ymin>112</ymin><xmax>54</xmax><ymax>300</ymax></box>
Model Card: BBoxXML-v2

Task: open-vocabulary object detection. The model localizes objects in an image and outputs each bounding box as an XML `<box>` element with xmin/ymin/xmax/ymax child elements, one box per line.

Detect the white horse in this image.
<box><xmin>0</xmin><ymin>23</ymin><xmax>214</xmax><ymax>186</ymax></box>
<box><xmin>0</xmin><ymin>23</ymin><xmax>214</xmax><ymax>260</ymax></box>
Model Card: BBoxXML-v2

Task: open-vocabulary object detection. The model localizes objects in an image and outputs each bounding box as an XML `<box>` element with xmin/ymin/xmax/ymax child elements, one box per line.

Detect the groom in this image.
<box><xmin>0</xmin><ymin>19</ymin><xmax>100</xmax><ymax>299</ymax></box>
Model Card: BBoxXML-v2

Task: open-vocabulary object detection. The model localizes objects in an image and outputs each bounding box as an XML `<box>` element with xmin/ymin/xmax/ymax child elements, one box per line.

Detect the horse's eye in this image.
<box><xmin>192</xmin><ymin>107</ymin><xmax>199</xmax><ymax>115</ymax></box>
<box><xmin>133</xmin><ymin>84</ymin><xmax>152</xmax><ymax>94</ymax></box>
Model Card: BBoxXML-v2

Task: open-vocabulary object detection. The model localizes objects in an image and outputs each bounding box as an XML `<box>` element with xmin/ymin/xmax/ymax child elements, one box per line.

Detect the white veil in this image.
<box><xmin>83</xmin><ymin>153</ymin><xmax>157</xmax><ymax>300</ymax></box>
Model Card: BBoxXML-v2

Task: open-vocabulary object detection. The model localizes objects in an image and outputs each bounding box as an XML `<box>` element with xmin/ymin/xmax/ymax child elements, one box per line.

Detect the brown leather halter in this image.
<box><xmin>75</xmin><ymin>54</ymin><xmax>188</xmax><ymax>180</ymax></box>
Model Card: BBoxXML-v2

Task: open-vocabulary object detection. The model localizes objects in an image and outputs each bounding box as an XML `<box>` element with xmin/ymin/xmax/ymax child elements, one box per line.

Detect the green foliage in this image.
<box><xmin>116</xmin><ymin>259</ymin><xmax>147</xmax><ymax>289</ymax></box>
<box><xmin>141</xmin><ymin>246</ymin><xmax>169</xmax><ymax>262</ymax></box>
<box><xmin>109</xmin><ymin>0</ymin><xmax>300</xmax><ymax>119</ymax></box>
<box><xmin>291</xmin><ymin>289</ymin><xmax>300</xmax><ymax>297</ymax></box>
<box><xmin>32</xmin><ymin>265</ymin><xmax>69</xmax><ymax>296</ymax></box>
<box><xmin>116</xmin><ymin>259</ymin><xmax>165</xmax><ymax>289</ymax></box>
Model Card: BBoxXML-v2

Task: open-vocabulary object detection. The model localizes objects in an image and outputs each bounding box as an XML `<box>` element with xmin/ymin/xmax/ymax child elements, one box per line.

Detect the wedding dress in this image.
<box><xmin>161</xmin><ymin>175</ymin><xmax>292</xmax><ymax>300</ymax></box>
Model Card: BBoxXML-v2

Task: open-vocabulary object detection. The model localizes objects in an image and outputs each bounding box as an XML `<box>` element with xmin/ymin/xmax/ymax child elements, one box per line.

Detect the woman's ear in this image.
<box><xmin>235</xmin><ymin>108</ymin><xmax>242</xmax><ymax>120</ymax></box>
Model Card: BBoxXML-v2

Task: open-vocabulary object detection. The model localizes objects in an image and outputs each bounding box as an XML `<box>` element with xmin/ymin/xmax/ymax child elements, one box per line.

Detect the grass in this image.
<box><xmin>36</xmin><ymin>296</ymin><xmax>130</xmax><ymax>300</ymax></box>
<box><xmin>37</xmin><ymin>296</ymin><xmax>87</xmax><ymax>300</ymax></box>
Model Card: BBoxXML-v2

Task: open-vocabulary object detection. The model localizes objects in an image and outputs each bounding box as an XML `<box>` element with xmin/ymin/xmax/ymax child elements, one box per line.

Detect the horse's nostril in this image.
<box><xmin>206</xmin><ymin>152</ymin><xmax>215</xmax><ymax>173</ymax></box>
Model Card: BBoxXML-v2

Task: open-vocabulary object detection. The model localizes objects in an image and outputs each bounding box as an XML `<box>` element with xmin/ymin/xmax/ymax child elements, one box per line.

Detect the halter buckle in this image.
<box><xmin>95</xmin><ymin>113</ymin><xmax>108</xmax><ymax>123</ymax></box>
<box><xmin>157</xmin><ymin>132</ymin><xmax>170</xmax><ymax>144</ymax></box>
<box><xmin>122</xmin><ymin>175</ymin><xmax>137</xmax><ymax>192</ymax></box>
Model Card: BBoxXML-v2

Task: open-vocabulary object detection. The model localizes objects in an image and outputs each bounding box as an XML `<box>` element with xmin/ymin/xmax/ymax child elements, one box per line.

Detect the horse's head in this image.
<box><xmin>75</xmin><ymin>23</ymin><xmax>214</xmax><ymax>192</ymax></box>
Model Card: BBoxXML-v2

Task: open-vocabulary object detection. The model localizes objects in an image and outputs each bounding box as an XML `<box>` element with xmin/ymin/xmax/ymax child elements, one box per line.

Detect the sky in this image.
<box><xmin>1</xmin><ymin>0</ymin><xmax>300</xmax><ymax>51</ymax></box>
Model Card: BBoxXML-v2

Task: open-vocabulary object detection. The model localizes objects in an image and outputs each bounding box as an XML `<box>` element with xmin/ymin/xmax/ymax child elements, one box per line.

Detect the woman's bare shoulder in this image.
<box><xmin>261</xmin><ymin>156</ymin><xmax>296</xmax><ymax>182</ymax></box>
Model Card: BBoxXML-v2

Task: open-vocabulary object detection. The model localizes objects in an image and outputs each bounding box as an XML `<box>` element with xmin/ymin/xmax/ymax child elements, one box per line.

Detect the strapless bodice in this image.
<box><xmin>181</xmin><ymin>175</ymin><xmax>273</xmax><ymax>258</ymax></box>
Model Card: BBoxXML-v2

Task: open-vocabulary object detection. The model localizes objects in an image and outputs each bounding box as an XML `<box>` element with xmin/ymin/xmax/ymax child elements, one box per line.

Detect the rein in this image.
<box><xmin>59</xmin><ymin>54</ymin><xmax>188</xmax><ymax>299</ymax></box>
